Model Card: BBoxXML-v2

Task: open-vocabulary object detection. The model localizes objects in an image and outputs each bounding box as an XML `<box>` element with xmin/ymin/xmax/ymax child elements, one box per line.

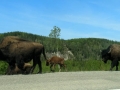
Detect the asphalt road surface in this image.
<box><xmin>0</xmin><ymin>71</ymin><xmax>120</xmax><ymax>90</ymax></box>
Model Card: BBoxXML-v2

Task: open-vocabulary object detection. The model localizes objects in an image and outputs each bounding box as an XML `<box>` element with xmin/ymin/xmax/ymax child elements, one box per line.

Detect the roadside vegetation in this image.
<box><xmin>0</xmin><ymin>31</ymin><xmax>119</xmax><ymax>74</ymax></box>
<box><xmin>40</xmin><ymin>60</ymin><xmax>116</xmax><ymax>73</ymax></box>
<box><xmin>0</xmin><ymin>57</ymin><xmax>117</xmax><ymax>74</ymax></box>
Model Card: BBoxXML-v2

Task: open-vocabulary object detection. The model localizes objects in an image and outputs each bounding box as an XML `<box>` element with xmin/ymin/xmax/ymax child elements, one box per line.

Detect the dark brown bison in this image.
<box><xmin>0</xmin><ymin>36</ymin><xmax>47</xmax><ymax>74</ymax></box>
<box><xmin>46</xmin><ymin>56</ymin><xmax>66</xmax><ymax>72</ymax></box>
<box><xmin>101</xmin><ymin>44</ymin><xmax>120</xmax><ymax>71</ymax></box>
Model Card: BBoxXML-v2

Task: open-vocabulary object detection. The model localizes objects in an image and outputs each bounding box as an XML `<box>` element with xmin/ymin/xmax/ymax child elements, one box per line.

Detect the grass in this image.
<box><xmin>0</xmin><ymin>59</ymin><xmax>118</xmax><ymax>74</ymax></box>
<box><xmin>34</xmin><ymin>59</ymin><xmax>117</xmax><ymax>73</ymax></box>
<box><xmin>0</xmin><ymin>61</ymin><xmax>8</xmax><ymax>74</ymax></box>
<box><xmin>65</xmin><ymin>60</ymin><xmax>117</xmax><ymax>71</ymax></box>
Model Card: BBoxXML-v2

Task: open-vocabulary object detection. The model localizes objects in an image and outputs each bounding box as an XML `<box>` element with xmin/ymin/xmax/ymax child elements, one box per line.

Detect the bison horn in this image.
<box><xmin>108</xmin><ymin>48</ymin><xmax>111</xmax><ymax>53</ymax></box>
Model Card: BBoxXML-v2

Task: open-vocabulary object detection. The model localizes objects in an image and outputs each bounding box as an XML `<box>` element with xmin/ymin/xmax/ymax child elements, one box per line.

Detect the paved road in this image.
<box><xmin>0</xmin><ymin>71</ymin><xmax>120</xmax><ymax>90</ymax></box>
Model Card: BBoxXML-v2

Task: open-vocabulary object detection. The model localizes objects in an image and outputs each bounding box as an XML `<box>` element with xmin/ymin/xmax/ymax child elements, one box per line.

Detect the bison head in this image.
<box><xmin>0</xmin><ymin>48</ymin><xmax>8</xmax><ymax>60</ymax></box>
<box><xmin>101</xmin><ymin>49</ymin><xmax>111</xmax><ymax>63</ymax></box>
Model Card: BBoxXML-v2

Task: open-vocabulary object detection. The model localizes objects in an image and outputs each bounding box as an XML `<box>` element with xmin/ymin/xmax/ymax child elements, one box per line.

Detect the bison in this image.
<box><xmin>46</xmin><ymin>56</ymin><xmax>66</xmax><ymax>72</ymax></box>
<box><xmin>101</xmin><ymin>44</ymin><xmax>120</xmax><ymax>71</ymax></box>
<box><xmin>0</xmin><ymin>36</ymin><xmax>47</xmax><ymax>74</ymax></box>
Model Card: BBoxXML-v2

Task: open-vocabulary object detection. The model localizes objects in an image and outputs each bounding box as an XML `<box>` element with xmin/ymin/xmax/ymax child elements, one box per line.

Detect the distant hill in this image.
<box><xmin>0</xmin><ymin>31</ymin><xmax>119</xmax><ymax>60</ymax></box>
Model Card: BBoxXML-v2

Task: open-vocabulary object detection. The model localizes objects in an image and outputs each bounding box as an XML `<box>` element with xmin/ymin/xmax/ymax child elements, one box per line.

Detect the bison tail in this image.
<box><xmin>42</xmin><ymin>46</ymin><xmax>47</xmax><ymax>60</ymax></box>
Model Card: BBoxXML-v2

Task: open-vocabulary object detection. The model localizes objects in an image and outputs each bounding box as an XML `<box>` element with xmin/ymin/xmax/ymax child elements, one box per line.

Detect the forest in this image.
<box><xmin>0</xmin><ymin>31</ymin><xmax>120</xmax><ymax>74</ymax></box>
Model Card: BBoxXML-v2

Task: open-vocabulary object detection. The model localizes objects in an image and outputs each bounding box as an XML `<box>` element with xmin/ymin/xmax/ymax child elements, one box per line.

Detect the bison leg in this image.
<box><xmin>58</xmin><ymin>64</ymin><xmax>62</xmax><ymax>72</ymax></box>
<box><xmin>37</xmin><ymin>57</ymin><xmax>42</xmax><ymax>74</ymax></box>
<box><xmin>53</xmin><ymin>64</ymin><xmax>56</xmax><ymax>72</ymax></box>
<box><xmin>58</xmin><ymin>64</ymin><xmax>67</xmax><ymax>72</ymax></box>
<box><xmin>5</xmin><ymin>59</ymin><xmax>16</xmax><ymax>75</ymax></box>
<box><xmin>62</xmin><ymin>64</ymin><xmax>67</xmax><ymax>71</ymax></box>
<box><xmin>16</xmin><ymin>55</ymin><xmax>25</xmax><ymax>71</ymax></box>
<box><xmin>5</xmin><ymin>65</ymin><xmax>12</xmax><ymax>75</ymax></box>
<box><xmin>29</xmin><ymin>57</ymin><xmax>38</xmax><ymax>74</ymax></box>
<box><xmin>6</xmin><ymin>63</ymin><xmax>32</xmax><ymax>75</ymax></box>
<box><xmin>23</xmin><ymin>63</ymin><xmax>32</xmax><ymax>74</ymax></box>
<box><xmin>10</xmin><ymin>64</ymin><xmax>22</xmax><ymax>74</ymax></box>
<box><xmin>6</xmin><ymin>65</ymin><xmax>19</xmax><ymax>75</ymax></box>
<box><xmin>14</xmin><ymin>63</ymin><xmax>32</xmax><ymax>74</ymax></box>
<box><xmin>29</xmin><ymin>63</ymin><xmax>36</xmax><ymax>74</ymax></box>
<box><xmin>12</xmin><ymin>63</ymin><xmax>32</xmax><ymax>74</ymax></box>
<box><xmin>115</xmin><ymin>61</ymin><xmax>119</xmax><ymax>71</ymax></box>
<box><xmin>30</xmin><ymin>56</ymin><xmax>42</xmax><ymax>74</ymax></box>
<box><xmin>5</xmin><ymin>63</ymin><xmax>16</xmax><ymax>75</ymax></box>
<box><xmin>8</xmin><ymin>63</ymin><xmax>32</xmax><ymax>75</ymax></box>
<box><xmin>110</xmin><ymin>59</ymin><xmax>118</xmax><ymax>71</ymax></box>
<box><xmin>50</xmin><ymin>64</ymin><xmax>55</xmax><ymax>72</ymax></box>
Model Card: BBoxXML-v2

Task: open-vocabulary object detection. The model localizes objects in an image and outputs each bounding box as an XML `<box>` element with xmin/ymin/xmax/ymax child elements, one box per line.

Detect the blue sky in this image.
<box><xmin>0</xmin><ymin>0</ymin><xmax>120</xmax><ymax>41</ymax></box>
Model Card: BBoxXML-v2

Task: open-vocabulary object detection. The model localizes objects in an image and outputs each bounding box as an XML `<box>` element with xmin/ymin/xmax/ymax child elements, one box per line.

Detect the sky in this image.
<box><xmin>0</xmin><ymin>0</ymin><xmax>120</xmax><ymax>41</ymax></box>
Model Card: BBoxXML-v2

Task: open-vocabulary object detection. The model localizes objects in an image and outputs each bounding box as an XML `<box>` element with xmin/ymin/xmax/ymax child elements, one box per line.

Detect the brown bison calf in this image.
<box><xmin>46</xmin><ymin>56</ymin><xmax>66</xmax><ymax>72</ymax></box>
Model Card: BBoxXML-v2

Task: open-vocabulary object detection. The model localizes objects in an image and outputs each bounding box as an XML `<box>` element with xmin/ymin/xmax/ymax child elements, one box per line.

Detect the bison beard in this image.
<box><xmin>101</xmin><ymin>44</ymin><xmax>120</xmax><ymax>71</ymax></box>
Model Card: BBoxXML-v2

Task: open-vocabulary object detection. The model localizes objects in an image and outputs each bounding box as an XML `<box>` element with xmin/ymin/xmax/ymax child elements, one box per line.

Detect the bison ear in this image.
<box><xmin>108</xmin><ymin>48</ymin><xmax>111</xmax><ymax>53</ymax></box>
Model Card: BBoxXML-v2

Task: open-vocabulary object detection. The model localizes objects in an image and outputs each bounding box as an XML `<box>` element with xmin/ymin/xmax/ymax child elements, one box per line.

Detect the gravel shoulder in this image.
<box><xmin>0</xmin><ymin>71</ymin><xmax>120</xmax><ymax>90</ymax></box>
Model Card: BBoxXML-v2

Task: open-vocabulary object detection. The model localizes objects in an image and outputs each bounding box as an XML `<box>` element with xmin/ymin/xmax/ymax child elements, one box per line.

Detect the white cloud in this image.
<box><xmin>54</xmin><ymin>14</ymin><xmax>120</xmax><ymax>32</ymax></box>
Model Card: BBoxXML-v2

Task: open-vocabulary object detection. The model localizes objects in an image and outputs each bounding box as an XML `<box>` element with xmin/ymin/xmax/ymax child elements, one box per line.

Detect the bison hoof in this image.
<box><xmin>37</xmin><ymin>72</ymin><xmax>42</xmax><ymax>74</ymax></box>
<box><xmin>51</xmin><ymin>70</ymin><xmax>55</xmax><ymax>72</ymax></box>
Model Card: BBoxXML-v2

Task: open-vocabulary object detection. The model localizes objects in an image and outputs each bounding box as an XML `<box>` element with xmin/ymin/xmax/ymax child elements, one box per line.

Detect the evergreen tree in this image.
<box><xmin>49</xmin><ymin>26</ymin><xmax>61</xmax><ymax>56</ymax></box>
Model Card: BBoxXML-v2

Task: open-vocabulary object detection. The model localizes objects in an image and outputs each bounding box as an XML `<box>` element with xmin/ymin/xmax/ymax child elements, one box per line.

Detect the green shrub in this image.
<box><xmin>39</xmin><ymin>60</ymin><xmax>114</xmax><ymax>73</ymax></box>
<box><xmin>0</xmin><ymin>60</ymin><xmax>117</xmax><ymax>75</ymax></box>
<box><xmin>0</xmin><ymin>61</ymin><xmax>8</xmax><ymax>74</ymax></box>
